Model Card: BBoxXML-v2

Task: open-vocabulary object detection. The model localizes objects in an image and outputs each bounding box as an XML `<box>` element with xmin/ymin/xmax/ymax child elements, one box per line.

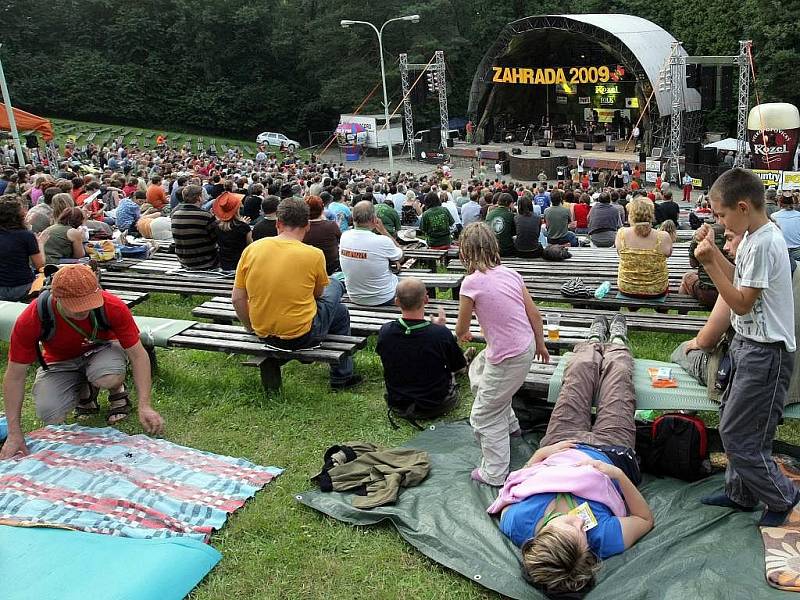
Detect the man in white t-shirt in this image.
<box><xmin>339</xmin><ymin>201</ymin><xmax>404</xmax><ymax>306</ymax></box>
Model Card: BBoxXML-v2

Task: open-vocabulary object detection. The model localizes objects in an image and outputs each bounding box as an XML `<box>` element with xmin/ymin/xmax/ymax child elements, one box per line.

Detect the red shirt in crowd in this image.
<box><xmin>9</xmin><ymin>291</ymin><xmax>140</xmax><ymax>365</ymax></box>
<box><xmin>573</xmin><ymin>203</ymin><xmax>590</xmax><ymax>229</ymax></box>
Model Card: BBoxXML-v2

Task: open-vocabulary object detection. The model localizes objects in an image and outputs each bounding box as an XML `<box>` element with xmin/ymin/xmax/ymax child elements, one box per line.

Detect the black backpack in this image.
<box><xmin>639</xmin><ymin>413</ymin><xmax>712</xmax><ymax>482</ymax></box>
<box><xmin>35</xmin><ymin>289</ymin><xmax>110</xmax><ymax>370</ymax></box>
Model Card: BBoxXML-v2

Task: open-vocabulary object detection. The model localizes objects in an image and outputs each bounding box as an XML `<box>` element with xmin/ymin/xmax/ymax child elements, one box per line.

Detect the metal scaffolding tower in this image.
<box><xmin>734</xmin><ymin>40</ymin><xmax>752</xmax><ymax>168</ymax></box>
<box><xmin>435</xmin><ymin>50</ymin><xmax>449</xmax><ymax>149</ymax></box>
<box><xmin>398</xmin><ymin>53</ymin><xmax>415</xmax><ymax>160</ymax></box>
<box><xmin>665</xmin><ymin>42</ymin><xmax>685</xmax><ymax>183</ymax></box>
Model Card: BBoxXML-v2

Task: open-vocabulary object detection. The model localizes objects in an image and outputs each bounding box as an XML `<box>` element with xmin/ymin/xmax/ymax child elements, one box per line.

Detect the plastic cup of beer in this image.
<box><xmin>546</xmin><ymin>313</ymin><xmax>561</xmax><ymax>341</ymax></box>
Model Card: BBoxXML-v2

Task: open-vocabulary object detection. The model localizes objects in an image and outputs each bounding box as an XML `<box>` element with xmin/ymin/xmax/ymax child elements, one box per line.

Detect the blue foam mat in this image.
<box><xmin>0</xmin><ymin>525</ymin><xmax>220</xmax><ymax>600</ymax></box>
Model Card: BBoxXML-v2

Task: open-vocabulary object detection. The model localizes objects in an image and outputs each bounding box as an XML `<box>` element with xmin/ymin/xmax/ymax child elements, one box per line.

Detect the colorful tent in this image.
<box><xmin>0</xmin><ymin>103</ymin><xmax>54</xmax><ymax>141</ymax></box>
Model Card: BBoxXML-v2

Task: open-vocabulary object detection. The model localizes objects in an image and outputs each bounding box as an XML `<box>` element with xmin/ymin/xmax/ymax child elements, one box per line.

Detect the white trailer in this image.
<box><xmin>339</xmin><ymin>114</ymin><xmax>404</xmax><ymax>149</ymax></box>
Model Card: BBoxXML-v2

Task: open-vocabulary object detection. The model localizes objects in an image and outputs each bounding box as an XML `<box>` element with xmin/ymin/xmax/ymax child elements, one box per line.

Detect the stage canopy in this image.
<box><xmin>0</xmin><ymin>103</ymin><xmax>54</xmax><ymax>141</ymax></box>
<box><xmin>468</xmin><ymin>14</ymin><xmax>701</xmax><ymax>142</ymax></box>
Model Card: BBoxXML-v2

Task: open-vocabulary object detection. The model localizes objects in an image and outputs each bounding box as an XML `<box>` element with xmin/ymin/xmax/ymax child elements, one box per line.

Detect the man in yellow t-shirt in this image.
<box><xmin>232</xmin><ymin>198</ymin><xmax>361</xmax><ymax>389</ymax></box>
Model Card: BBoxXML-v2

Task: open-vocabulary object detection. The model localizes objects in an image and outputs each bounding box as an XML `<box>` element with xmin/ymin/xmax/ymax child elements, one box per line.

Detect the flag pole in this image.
<box><xmin>0</xmin><ymin>44</ymin><xmax>27</xmax><ymax>167</ymax></box>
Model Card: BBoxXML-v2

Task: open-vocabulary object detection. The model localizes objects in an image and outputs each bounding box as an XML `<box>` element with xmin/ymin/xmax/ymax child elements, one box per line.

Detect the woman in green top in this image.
<box><xmin>43</xmin><ymin>207</ymin><xmax>86</xmax><ymax>265</ymax></box>
<box><xmin>419</xmin><ymin>192</ymin><xmax>454</xmax><ymax>249</ymax></box>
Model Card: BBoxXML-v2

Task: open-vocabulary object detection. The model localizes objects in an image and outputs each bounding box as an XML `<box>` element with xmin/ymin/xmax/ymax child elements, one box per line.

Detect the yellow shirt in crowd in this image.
<box><xmin>234</xmin><ymin>237</ymin><xmax>329</xmax><ymax>339</ymax></box>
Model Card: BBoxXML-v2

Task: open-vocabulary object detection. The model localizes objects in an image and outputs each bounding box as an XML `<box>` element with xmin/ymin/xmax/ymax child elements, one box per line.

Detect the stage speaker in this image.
<box><xmin>701</xmin><ymin>147</ymin><xmax>719</xmax><ymax>166</ymax></box>
<box><xmin>639</xmin><ymin>151</ymin><xmax>647</xmax><ymax>164</ymax></box>
<box><xmin>685</xmin><ymin>140</ymin><xmax>701</xmax><ymax>167</ymax></box>
<box><xmin>511</xmin><ymin>147</ymin><xmax>522</xmax><ymax>155</ymax></box>
<box><xmin>554</xmin><ymin>141</ymin><xmax>565</xmax><ymax>149</ymax></box>
<box><xmin>686</xmin><ymin>64</ymin><xmax>701</xmax><ymax>89</ymax></box>
<box><xmin>606</xmin><ymin>144</ymin><xmax>616</xmax><ymax>152</ymax></box>
<box><xmin>25</xmin><ymin>134</ymin><xmax>39</xmax><ymax>149</ymax></box>
<box><xmin>700</xmin><ymin>65</ymin><xmax>717</xmax><ymax>111</ymax></box>
<box><xmin>501</xmin><ymin>160</ymin><xmax>510</xmax><ymax>175</ymax></box>
<box><xmin>523</xmin><ymin>139</ymin><xmax>533</xmax><ymax>146</ymax></box>
<box><xmin>583</xmin><ymin>143</ymin><xmax>593</xmax><ymax>150</ymax></box>
<box><xmin>566</xmin><ymin>141</ymin><xmax>577</xmax><ymax>149</ymax></box>
<box><xmin>497</xmin><ymin>151</ymin><xmax>508</xmax><ymax>161</ymax></box>
<box><xmin>721</xmin><ymin>65</ymin><xmax>734</xmax><ymax>110</ymax></box>
<box><xmin>540</xmin><ymin>150</ymin><xmax>551</xmax><ymax>157</ymax></box>
<box><xmin>538</xmin><ymin>139</ymin><xmax>548</xmax><ymax>147</ymax></box>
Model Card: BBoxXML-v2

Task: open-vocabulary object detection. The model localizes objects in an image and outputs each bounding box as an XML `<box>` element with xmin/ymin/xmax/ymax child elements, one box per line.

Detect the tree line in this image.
<box><xmin>3</xmin><ymin>0</ymin><xmax>797</xmax><ymax>141</ymax></box>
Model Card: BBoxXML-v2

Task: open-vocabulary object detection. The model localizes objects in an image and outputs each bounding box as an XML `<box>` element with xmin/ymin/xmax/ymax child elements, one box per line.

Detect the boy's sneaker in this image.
<box><xmin>587</xmin><ymin>315</ymin><xmax>609</xmax><ymax>343</ymax></box>
<box><xmin>609</xmin><ymin>314</ymin><xmax>629</xmax><ymax>345</ymax></box>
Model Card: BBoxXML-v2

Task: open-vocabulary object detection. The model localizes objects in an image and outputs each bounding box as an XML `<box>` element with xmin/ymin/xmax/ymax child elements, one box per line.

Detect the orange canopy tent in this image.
<box><xmin>0</xmin><ymin>103</ymin><xmax>54</xmax><ymax>141</ymax></box>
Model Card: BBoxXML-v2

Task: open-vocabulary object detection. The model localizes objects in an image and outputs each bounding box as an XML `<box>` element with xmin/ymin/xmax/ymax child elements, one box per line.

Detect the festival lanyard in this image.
<box><xmin>56</xmin><ymin>301</ymin><xmax>100</xmax><ymax>343</ymax></box>
<box><xmin>541</xmin><ymin>493</ymin><xmax>578</xmax><ymax>527</ymax></box>
<box><xmin>397</xmin><ymin>318</ymin><xmax>431</xmax><ymax>335</ymax></box>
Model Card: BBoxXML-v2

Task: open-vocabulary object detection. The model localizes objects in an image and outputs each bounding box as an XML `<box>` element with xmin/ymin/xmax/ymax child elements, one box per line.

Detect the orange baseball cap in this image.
<box><xmin>51</xmin><ymin>265</ymin><xmax>104</xmax><ymax>313</ymax></box>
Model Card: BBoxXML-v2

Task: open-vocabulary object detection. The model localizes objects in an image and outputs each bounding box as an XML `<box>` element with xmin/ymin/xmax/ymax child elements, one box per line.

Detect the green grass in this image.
<box><xmin>43</xmin><ymin>117</ymin><xmax>311</xmax><ymax>161</ymax></box>
<box><xmin>2</xmin><ymin>293</ymin><xmax>800</xmax><ymax>598</ymax></box>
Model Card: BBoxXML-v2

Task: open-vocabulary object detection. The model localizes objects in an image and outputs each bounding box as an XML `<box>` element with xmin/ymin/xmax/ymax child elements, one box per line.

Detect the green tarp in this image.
<box><xmin>297</xmin><ymin>421</ymin><xmax>785</xmax><ymax>599</ymax></box>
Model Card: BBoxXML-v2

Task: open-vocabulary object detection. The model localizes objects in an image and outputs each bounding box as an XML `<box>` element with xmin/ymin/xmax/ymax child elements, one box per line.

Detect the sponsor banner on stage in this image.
<box><xmin>782</xmin><ymin>171</ymin><xmax>800</xmax><ymax>190</ymax></box>
<box><xmin>645</xmin><ymin>171</ymin><xmax>658</xmax><ymax>183</ymax></box>
<box><xmin>691</xmin><ymin>178</ymin><xmax>703</xmax><ymax>188</ymax></box>
<box><xmin>646</xmin><ymin>160</ymin><xmax>661</xmax><ymax>173</ymax></box>
<box><xmin>752</xmin><ymin>169</ymin><xmax>783</xmax><ymax>187</ymax></box>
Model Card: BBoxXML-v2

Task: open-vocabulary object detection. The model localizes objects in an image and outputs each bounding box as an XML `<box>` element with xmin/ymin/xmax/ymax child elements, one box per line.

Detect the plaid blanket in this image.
<box><xmin>0</xmin><ymin>424</ymin><xmax>282</xmax><ymax>541</ymax></box>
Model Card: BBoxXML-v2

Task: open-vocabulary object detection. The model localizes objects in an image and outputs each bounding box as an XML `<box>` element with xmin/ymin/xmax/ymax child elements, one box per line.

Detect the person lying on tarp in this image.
<box><xmin>487</xmin><ymin>314</ymin><xmax>653</xmax><ymax>596</ymax></box>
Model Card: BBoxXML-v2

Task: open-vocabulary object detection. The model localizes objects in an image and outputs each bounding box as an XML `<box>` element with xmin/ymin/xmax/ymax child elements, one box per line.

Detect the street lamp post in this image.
<box><xmin>341</xmin><ymin>15</ymin><xmax>419</xmax><ymax>173</ymax></box>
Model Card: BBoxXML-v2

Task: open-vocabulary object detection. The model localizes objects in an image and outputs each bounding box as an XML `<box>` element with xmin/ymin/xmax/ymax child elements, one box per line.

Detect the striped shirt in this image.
<box><xmin>170</xmin><ymin>203</ymin><xmax>219</xmax><ymax>269</ymax></box>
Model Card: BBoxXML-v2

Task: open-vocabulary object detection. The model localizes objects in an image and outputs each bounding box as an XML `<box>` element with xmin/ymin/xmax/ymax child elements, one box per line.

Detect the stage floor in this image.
<box><xmin>451</xmin><ymin>140</ymin><xmax>640</xmax><ymax>166</ymax></box>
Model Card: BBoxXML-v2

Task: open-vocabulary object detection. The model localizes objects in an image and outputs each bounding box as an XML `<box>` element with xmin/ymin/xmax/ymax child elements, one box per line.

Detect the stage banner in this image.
<box><xmin>579</xmin><ymin>97</ymin><xmax>591</xmax><ymax>105</ymax></box>
<box><xmin>490</xmin><ymin>65</ymin><xmax>625</xmax><ymax>85</ymax></box>
<box><xmin>692</xmin><ymin>178</ymin><xmax>703</xmax><ymax>188</ymax></box>
<box><xmin>747</xmin><ymin>103</ymin><xmax>800</xmax><ymax>170</ymax></box>
<box><xmin>645</xmin><ymin>171</ymin><xmax>658</xmax><ymax>183</ymax></box>
<box><xmin>783</xmin><ymin>171</ymin><xmax>800</xmax><ymax>190</ymax></box>
<box><xmin>646</xmin><ymin>160</ymin><xmax>661</xmax><ymax>173</ymax></box>
<box><xmin>752</xmin><ymin>169</ymin><xmax>783</xmax><ymax>187</ymax></box>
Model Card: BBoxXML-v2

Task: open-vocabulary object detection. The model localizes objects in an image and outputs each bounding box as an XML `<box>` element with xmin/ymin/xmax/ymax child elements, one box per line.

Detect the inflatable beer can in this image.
<box><xmin>747</xmin><ymin>103</ymin><xmax>800</xmax><ymax>170</ymax></box>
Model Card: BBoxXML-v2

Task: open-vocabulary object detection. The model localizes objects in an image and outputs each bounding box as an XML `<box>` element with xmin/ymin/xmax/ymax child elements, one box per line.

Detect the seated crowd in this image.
<box><xmin>2</xmin><ymin>144</ymin><xmax>800</xmax><ymax>596</ymax></box>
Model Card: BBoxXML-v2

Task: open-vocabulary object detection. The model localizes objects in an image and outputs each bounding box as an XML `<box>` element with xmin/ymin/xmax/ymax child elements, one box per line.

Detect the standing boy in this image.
<box><xmin>694</xmin><ymin>168</ymin><xmax>798</xmax><ymax>526</ymax></box>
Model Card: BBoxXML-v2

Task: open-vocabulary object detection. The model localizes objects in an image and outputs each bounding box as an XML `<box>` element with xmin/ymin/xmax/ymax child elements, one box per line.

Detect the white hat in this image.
<box><xmin>397</xmin><ymin>229</ymin><xmax>418</xmax><ymax>242</ymax></box>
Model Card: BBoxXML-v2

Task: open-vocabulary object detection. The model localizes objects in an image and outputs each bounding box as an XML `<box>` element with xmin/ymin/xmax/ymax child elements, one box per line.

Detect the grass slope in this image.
<box><xmin>2</xmin><ymin>293</ymin><xmax>799</xmax><ymax>599</ymax></box>
<box><xmin>46</xmin><ymin>117</ymin><xmax>271</xmax><ymax>159</ymax></box>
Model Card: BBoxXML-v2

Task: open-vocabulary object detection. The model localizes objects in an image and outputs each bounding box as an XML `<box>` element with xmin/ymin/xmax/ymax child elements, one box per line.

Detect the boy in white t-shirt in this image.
<box><xmin>695</xmin><ymin>168</ymin><xmax>798</xmax><ymax>526</ymax></box>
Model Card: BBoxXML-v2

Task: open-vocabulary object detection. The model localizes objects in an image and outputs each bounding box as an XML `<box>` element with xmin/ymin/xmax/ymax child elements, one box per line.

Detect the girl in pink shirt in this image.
<box><xmin>455</xmin><ymin>222</ymin><xmax>549</xmax><ymax>486</ymax></box>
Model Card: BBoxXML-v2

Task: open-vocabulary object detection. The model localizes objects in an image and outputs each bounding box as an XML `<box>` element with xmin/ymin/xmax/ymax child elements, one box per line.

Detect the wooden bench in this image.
<box><xmin>523</xmin><ymin>282</ymin><xmax>704</xmax><ymax>313</ymax></box>
<box><xmin>165</xmin><ymin>322</ymin><xmax>367</xmax><ymax>391</ymax></box>
<box><xmin>107</xmin><ymin>290</ymin><xmax>150</xmax><ymax>308</ymax></box>
<box><xmin>448</xmin><ymin>260</ymin><xmax>692</xmax><ymax>285</ymax></box>
<box><xmin>190</xmin><ymin>296</ymin><xmax>584</xmax><ymax>352</ymax></box>
<box><xmin>100</xmin><ymin>267</ymin><xmax>463</xmax><ymax>298</ymax></box>
<box><xmin>190</xmin><ymin>295</ymin><xmax>706</xmax><ymax>352</ymax></box>
<box><xmin>401</xmin><ymin>248</ymin><xmax>449</xmax><ymax>269</ymax></box>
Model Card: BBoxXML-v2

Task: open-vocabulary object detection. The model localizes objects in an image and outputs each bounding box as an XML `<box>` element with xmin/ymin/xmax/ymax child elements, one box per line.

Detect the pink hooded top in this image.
<box><xmin>486</xmin><ymin>449</ymin><xmax>628</xmax><ymax>517</ymax></box>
